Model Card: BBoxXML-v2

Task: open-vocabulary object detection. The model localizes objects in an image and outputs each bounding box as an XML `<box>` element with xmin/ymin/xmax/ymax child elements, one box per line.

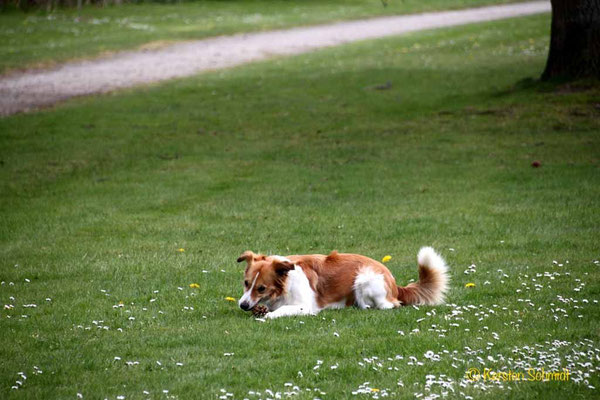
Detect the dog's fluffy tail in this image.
<box><xmin>397</xmin><ymin>247</ymin><xmax>449</xmax><ymax>306</ymax></box>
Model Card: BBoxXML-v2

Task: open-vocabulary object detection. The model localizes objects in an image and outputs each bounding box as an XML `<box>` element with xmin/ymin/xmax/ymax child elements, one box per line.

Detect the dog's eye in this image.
<box><xmin>244</xmin><ymin>280</ymin><xmax>249</xmax><ymax>287</ymax></box>
<box><xmin>257</xmin><ymin>285</ymin><xmax>266</xmax><ymax>293</ymax></box>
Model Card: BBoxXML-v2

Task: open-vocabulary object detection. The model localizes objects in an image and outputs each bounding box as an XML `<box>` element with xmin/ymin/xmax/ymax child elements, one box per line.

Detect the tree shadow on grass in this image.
<box><xmin>444</xmin><ymin>76</ymin><xmax>600</xmax><ymax>120</ymax></box>
<box><xmin>494</xmin><ymin>76</ymin><xmax>600</xmax><ymax>97</ymax></box>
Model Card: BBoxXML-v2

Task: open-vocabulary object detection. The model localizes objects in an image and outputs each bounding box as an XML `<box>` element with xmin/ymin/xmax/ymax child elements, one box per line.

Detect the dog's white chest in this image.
<box><xmin>274</xmin><ymin>266</ymin><xmax>319</xmax><ymax>312</ymax></box>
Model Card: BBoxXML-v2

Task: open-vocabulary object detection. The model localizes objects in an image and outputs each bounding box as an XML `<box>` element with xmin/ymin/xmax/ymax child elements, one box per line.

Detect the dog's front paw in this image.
<box><xmin>265</xmin><ymin>312</ymin><xmax>279</xmax><ymax>319</ymax></box>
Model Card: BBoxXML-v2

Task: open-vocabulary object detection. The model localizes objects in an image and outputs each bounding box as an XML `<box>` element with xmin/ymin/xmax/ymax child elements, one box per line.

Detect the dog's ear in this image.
<box><xmin>274</xmin><ymin>260</ymin><xmax>295</xmax><ymax>276</ymax></box>
<box><xmin>237</xmin><ymin>251</ymin><xmax>266</xmax><ymax>267</ymax></box>
<box><xmin>237</xmin><ymin>250</ymin><xmax>255</xmax><ymax>264</ymax></box>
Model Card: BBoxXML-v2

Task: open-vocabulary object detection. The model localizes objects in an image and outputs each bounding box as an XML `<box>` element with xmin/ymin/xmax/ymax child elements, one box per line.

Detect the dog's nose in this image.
<box><xmin>240</xmin><ymin>301</ymin><xmax>250</xmax><ymax>311</ymax></box>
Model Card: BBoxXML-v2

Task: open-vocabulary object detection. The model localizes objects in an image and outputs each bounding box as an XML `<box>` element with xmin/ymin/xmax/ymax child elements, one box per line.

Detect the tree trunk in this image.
<box><xmin>542</xmin><ymin>0</ymin><xmax>600</xmax><ymax>80</ymax></box>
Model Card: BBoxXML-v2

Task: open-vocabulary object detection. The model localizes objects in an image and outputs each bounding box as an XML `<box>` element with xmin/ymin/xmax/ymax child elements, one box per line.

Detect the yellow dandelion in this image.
<box><xmin>381</xmin><ymin>255</ymin><xmax>392</xmax><ymax>263</ymax></box>
<box><xmin>177</xmin><ymin>248</ymin><xmax>185</xmax><ymax>252</ymax></box>
<box><xmin>465</xmin><ymin>282</ymin><xmax>475</xmax><ymax>288</ymax></box>
<box><xmin>189</xmin><ymin>283</ymin><xmax>200</xmax><ymax>289</ymax></box>
<box><xmin>225</xmin><ymin>297</ymin><xmax>236</xmax><ymax>302</ymax></box>
<box><xmin>371</xmin><ymin>388</ymin><xmax>380</xmax><ymax>392</ymax></box>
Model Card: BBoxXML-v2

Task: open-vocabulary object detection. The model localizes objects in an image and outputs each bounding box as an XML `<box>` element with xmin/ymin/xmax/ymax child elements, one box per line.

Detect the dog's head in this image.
<box><xmin>237</xmin><ymin>250</ymin><xmax>295</xmax><ymax>311</ymax></box>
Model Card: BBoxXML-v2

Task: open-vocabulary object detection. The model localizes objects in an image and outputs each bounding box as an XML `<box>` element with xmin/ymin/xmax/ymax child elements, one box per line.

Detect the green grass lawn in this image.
<box><xmin>2</xmin><ymin>12</ymin><xmax>600</xmax><ymax>400</ymax></box>
<box><xmin>0</xmin><ymin>0</ymin><xmax>522</xmax><ymax>74</ymax></box>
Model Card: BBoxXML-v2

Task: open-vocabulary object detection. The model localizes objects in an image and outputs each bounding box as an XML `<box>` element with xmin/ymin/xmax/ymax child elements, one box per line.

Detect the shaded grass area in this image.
<box><xmin>0</xmin><ymin>0</ymin><xmax>521</xmax><ymax>73</ymax></box>
<box><xmin>1</xmin><ymin>13</ymin><xmax>600</xmax><ymax>400</ymax></box>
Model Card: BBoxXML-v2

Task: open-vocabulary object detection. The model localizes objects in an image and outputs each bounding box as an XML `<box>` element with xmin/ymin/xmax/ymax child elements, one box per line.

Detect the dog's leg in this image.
<box><xmin>375</xmin><ymin>299</ymin><xmax>396</xmax><ymax>309</ymax></box>
<box><xmin>265</xmin><ymin>305</ymin><xmax>314</xmax><ymax>319</ymax></box>
<box><xmin>355</xmin><ymin>297</ymin><xmax>371</xmax><ymax>309</ymax></box>
<box><xmin>354</xmin><ymin>268</ymin><xmax>397</xmax><ymax>310</ymax></box>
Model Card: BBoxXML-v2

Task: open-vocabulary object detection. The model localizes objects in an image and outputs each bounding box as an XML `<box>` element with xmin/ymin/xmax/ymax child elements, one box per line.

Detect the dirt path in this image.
<box><xmin>0</xmin><ymin>1</ymin><xmax>549</xmax><ymax>116</ymax></box>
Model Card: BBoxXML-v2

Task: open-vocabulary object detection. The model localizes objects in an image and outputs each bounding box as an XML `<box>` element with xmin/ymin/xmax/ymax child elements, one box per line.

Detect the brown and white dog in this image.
<box><xmin>237</xmin><ymin>247</ymin><xmax>449</xmax><ymax>319</ymax></box>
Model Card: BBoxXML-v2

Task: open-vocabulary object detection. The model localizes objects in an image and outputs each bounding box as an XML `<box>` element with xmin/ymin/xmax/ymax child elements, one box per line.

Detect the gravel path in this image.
<box><xmin>0</xmin><ymin>1</ymin><xmax>549</xmax><ymax>116</ymax></box>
